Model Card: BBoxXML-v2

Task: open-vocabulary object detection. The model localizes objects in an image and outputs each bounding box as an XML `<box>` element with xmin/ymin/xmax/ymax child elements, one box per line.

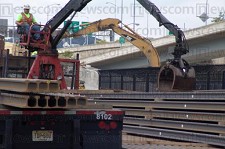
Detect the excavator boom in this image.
<box><xmin>64</xmin><ymin>18</ymin><xmax>160</xmax><ymax>67</ymax></box>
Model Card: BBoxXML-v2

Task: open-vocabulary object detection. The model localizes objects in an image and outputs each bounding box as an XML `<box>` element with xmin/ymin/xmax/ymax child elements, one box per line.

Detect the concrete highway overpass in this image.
<box><xmin>59</xmin><ymin>21</ymin><xmax>225</xmax><ymax>69</ymax></box>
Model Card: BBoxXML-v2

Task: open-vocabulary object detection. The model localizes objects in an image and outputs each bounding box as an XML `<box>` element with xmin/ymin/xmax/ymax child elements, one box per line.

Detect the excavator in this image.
<box><xmin>17</xmin><ymin>0</ymin><xmax>195</xmax><ymax>92</ymax></box>
<box><xmin>63</xmin><ymin>18</ymin><xmax>160</xmax><ymax>67</ymax></box>
<box><xmin>63</xmin><ymin>16</ymin><xmax>195</xmax><ymax>91</ymax></box>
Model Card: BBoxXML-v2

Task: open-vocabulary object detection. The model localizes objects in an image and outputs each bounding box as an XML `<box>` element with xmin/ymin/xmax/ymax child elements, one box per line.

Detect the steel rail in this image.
<box><xmin>124</xmin><ymin>109</ymin><xmax>225</xmax><ymax>122</ymax></box>
<box><xmin>124</xmin><ymin>117</ymin><xmax>225</xmax><ymax>134</ymax></box>
<box><xmin>87</xmin><ymin>93</ymin><xmax>225</xmax><ymax>146</ymax></box>
<box><xmin>123</xmin><ymin>125</ymin><xmax>225</xmax><ymax>147</ymax></box>
<box><xmin>90</xmin><ymin>100</ymin><xmax>225</xmax><ymax>111</ymax></box>
<box><xmin>82</xmin><ymin>92</ymin><xmax>225</xmax><ymax>99</ymax></box>
<box><xmin>122</xmin><ymin>134</ymin><xmax>217</xmax><ymax>148</ymax></box>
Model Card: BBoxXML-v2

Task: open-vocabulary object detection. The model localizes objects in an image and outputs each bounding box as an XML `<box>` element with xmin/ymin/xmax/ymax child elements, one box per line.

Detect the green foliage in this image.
<box><xmin>96</xmin><ymin>39</ymin><xmax>108</xmax><ymax>44</ymax></box>
<box><xmin>212</xmin><ymin>12</ymin><xmax>225</xmax><ymax>23</ymax></box>
<box><xmin>60</xmin><ymin>51</ymin><xmax>74</xmax><ymax>58</ymax></box>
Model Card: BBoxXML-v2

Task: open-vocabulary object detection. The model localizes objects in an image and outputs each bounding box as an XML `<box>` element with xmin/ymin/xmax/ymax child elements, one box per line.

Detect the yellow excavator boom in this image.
<box><xmin>64</xmin><ymin>18</ymin><xmax>160</xmax><ymax>67</ymax></box>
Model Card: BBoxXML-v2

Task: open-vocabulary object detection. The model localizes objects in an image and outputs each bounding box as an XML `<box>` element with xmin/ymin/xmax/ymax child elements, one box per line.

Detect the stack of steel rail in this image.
<box><xmin>0</xmin><ymin>78</ymin><xmax>87</xmax><ymax>108</ymax></box>
<box><xmin>122</xmin><ymin>134</ymin><xmax>221</xmax><ymax>149</ymax></box>
<box><xmin>77</xmin><ymin>90</ymin><xmax>225</xmax><ymax>147</ymax></box>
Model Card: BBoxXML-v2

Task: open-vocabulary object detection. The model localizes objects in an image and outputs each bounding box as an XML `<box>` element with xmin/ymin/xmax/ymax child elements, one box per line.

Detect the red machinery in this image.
<box><xmin>19</xmin><ymin>24</ymin><xmax>68</xmax><ymax>89</ymax></box>
<box><xmin>18</xmin><ymin>0</ymin><xmax>91</xmax><ymax>89</ymax></box>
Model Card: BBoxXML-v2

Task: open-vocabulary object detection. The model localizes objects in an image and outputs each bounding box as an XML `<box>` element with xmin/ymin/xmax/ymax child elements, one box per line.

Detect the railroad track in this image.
<box><xmin>78</xmin><ymin>91</ymin><xmax>225</xmax><ymax>147</ymax></box>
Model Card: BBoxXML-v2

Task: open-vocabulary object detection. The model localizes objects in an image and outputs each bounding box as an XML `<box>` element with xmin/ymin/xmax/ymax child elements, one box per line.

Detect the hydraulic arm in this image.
<box><xmin>64</xmin><ymin>18</ymin><xmax>160</xmax><ymax>67</ymax></box>
<box><xmin>137</xmin><ymin>0</ymin><xmax>196</xmax><ymax>91</ymax></box>
<box><xmin>137</xmin><ymin>0</ymin><xmax>188</xmax><ymax>59</ymax></box>
<box><xmin>44</xmin><ymin>0</ymin><xmax>91</xmax><ymax>50</ymax></box>
<box><xmin>18</xmin><ymin>0</ymin><xmax>92</xmax><ymax>89</ymax></box>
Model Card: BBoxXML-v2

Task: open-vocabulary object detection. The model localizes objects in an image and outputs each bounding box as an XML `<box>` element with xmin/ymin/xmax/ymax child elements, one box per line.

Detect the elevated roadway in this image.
<box><xmin>59</xmin><ymin>21</ymin><xmax>225</xmax><ymax>69</ymax></box>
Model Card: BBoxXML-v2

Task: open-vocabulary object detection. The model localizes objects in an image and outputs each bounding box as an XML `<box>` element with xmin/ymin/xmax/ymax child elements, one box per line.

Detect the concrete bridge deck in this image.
<box><xmin>59</xmin><ymin>21</ymin><xmax>225</xmax><ymax>69</ymax></box>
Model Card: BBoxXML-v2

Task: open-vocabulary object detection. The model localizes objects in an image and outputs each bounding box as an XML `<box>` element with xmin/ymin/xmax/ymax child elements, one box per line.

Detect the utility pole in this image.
<box><xmin>121</xmin><ymin>0</ymin><xmax>123</xmax><ymax>28</ymax></box>
<box><xmin>133</xmin><ymin>0</ymin><xmax>136</xmax><ymax>31</ymax></box>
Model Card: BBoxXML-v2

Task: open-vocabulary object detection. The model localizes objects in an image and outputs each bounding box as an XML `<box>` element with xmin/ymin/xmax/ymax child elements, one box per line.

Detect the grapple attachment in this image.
<box><xmin>157</xmin><ymin>59</ymin><xmax>196</xmax><ymax>92</ymax></box>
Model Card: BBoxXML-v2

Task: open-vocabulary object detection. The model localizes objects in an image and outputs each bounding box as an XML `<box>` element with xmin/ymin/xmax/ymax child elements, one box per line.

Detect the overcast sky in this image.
<box><xmin>1</xmin><ymin>0</ymin><xmax>225</xmax><ymax>38</ymax></box>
